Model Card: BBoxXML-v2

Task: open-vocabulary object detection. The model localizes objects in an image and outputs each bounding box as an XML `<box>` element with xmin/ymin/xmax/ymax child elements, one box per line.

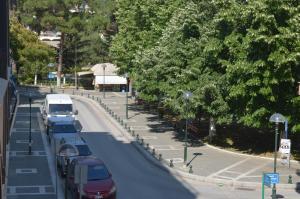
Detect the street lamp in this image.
<box><xmin>269</xmin><ymin>113</ymin><xmax>286</xmax><ymax>199</ymax></box>
<box><xmin>124</xmin><ymin>73</ymin><xmax>129</xmax><ymax>119</ymax></box>
<box><xmin>183</xmin><ymin>91</ymin><xmax>193</xmax><ymax>164</ymax></box>
<box><xmin>28</xmin><ymin>93</ymin><xmax>32</xmax><ymax>155</ymax></box>
<box><xmin>102</xmin><ymin>64</ymin><xmax>107</xmax><ymax>98</ymax></box>
<box><xmin>74</xmin><ymin>42</ymin><xmax>78</xmax><ymax>90</ymax></box>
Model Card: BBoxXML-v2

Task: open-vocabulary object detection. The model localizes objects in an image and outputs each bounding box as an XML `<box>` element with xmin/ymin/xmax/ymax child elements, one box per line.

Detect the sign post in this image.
<box><xmin>75</xmin><ymin>165</ymin><xmax>88</xmax><ymax>199</ymax></box>
<box><xmin>262</xmin><ymin>173</ymin><xmax>280</xmax><ymax>199</ymax></box>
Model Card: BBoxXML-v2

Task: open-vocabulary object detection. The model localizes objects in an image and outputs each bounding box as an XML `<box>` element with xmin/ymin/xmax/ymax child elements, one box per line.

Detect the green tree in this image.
<box><xmin>10</xmin><ymin>17</ymin><xmax>55</xmax><ymax>84</ymax></box>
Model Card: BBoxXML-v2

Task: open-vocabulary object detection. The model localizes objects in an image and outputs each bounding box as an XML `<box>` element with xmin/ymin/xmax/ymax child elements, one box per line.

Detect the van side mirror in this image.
<box><xmin>74</xmin><ymin>110</ymin><xmax>78</xmax><ymax>115</ymax></box>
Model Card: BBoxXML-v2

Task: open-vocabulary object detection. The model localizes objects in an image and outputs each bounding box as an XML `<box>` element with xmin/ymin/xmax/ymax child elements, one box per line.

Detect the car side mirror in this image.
<box><xmin>74</xmin><ymin>110</ymin><xmax>78</xmax><ymax>115</ymax></box>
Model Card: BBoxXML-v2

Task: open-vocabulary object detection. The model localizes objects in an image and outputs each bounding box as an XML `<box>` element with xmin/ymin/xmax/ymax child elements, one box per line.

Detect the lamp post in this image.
<box><xmin>125</xmin><ymin>73</ymin><xmax>129</xmax><ymax>119</ymax></box>
<box><xmin>183</xmin><ymin>91</ymin><xmax>193</xmax><ymax>164</ymax></box>
<box><xmin>75</xmin><ymin>42</ymin><xmax>78</xmax><ymax>90</ymax></box>
<box><xmin>28</xmin><ymin>93</ymin><xmax>32</xmax><ymax>155</ymax></box>
<box><xmin>102</xmin><ymin>64</ymin><xmax>107</xmax><ymax>98</ymax></box>
<box><xmin>269</xmin><ymin>113</ymin><xmax>286</xmax><ymax>199</ymax></box>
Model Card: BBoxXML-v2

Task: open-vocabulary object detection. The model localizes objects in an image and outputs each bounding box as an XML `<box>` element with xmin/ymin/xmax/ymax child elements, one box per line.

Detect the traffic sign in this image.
<box><xmin>264</xmin><ymin>173</ymin><xmax>279</xmax><ymax>187</ymax></box>
<box><xmin>279</xmin><ymin>139</ymin><xmax>291</xmax><ymax>154</ymax></box>
<box><xmin>48</xmin><ymin>72</ymin><xmax>57</xmax><ymax>79</ymax></box>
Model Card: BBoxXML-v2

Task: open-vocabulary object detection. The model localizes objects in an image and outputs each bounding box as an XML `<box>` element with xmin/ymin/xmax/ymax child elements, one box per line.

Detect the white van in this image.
<box><xmin>42</xmin><ymin>94</ymin><xmax>78</xmax><ymax>125</ymax></box>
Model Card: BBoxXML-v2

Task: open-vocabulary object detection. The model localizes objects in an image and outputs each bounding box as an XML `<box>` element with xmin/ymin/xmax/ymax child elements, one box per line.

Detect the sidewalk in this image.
<box><xmin>5</xmin><ymin>92</ymin><xmax>56</xmax><ymax>199</ymax></box>
<box><xmin>63</xmin><ymin>89</ymin><xmax>300</xmax><ymax>191</ymax></box>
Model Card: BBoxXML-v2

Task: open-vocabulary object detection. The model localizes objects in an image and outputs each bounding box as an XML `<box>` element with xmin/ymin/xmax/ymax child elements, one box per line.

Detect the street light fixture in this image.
<box><xmin>124</xmin><ymin>73</ymin><xmax>129</xmax><ymax>119</ymax></box>
<box><xmin>269</xmin><ymin>113</ymin><xmax>286</xmax><ymax>199</ymax></box>
<box><xmin>102</xmin><ymin>64</ymin><xmax>107</xmax><ymax>98</ymax></box>
<box><xmin>183</xmin><ymin>91</ymin><xmax>193</xmax><ymax>164</ymax></box>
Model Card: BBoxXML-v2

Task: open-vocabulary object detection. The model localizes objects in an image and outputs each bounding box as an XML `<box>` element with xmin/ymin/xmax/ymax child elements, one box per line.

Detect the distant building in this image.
<box><xmin>78</xmin><ymin>63</ymin><xmax>128</xmax><ymax>92</ymax></box>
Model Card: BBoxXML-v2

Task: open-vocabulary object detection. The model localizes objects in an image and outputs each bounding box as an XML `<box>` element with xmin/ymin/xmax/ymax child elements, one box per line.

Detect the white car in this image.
<box><xmin>56</xmin><ymin>136</ymin><xmax>92</xmax><ymax>177</ymax></box>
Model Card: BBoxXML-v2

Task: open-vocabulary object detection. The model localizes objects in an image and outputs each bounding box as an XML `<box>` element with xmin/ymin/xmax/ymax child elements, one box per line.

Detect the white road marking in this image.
<box><xmin>223</xmin><ymin>170</ymin><xmax>242</xmax><ymax>175</ymax></box>
<box><xmin>131</xmin><ymin>126</ymin><xmax>151</xmax><ymax>130</ymax></box>
<box><xmin>207</xmin><ymin>158</ymin><xmax>250</xmax><ymax>178</ymax></box>
<box><xmin>16</xmin><ymin>168</ymin><xmax>37</xmax><ymax>174</ymax></box>
<box><xmin>214</xmin><ymin>175</ymin><xmax>234</xmax><ymax>180</ymax></box>
<box><xmin>142</xmin><ymin>136</ymin><xmax>158</xmax><ymax>140</ymax></box>
<box><xmin>112</xmin><ymin>92</ymin><xmax>124</xmax><ymax>97</ymax></box>
<box><xmin>6</xmin><ymin>185</ymin><xmax>55</xmax><ymax>195</ymax></box>
<box><xmin>151</xmin><ymin>145</ymin><xmax>182</xmax><ymax>151</ymax></box>
<box><xmin>235</xmin><ymin>162</ymin><xmax>270</xmax><ymax>180</ymax></box>
<box><xmin>9</xmin><ymin>151</ymin><xmax>46</xmax><ymax>157</ymax></box>
<box><xmin>16</xmin><ymin>140</ymin><xmax>32</xmax><ymax>144</ymax></box>
<box><xmin>15</xmin><ymin>121</ymin><xmax>30</xmax><ymax>124</ymax></box>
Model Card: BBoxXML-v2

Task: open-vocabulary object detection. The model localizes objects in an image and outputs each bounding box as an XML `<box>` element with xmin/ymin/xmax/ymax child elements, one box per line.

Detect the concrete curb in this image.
<box><xmin>70</xmin><ymin>91</ymin><xmax>300</xmax><ymax>191</ymax></box>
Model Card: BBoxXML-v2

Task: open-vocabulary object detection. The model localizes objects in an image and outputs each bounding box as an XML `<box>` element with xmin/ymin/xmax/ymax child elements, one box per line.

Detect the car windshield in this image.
<box><xmin>76</xmin><ymin>145</ymin><xmax>92</xmax><ymax>156</ymax></box>
<box><xmin>88</xmin><ymin>164</ymin><xmax>110</xmax><ymax>181</ymax></box>
<box><xmin>49</xmin><ymin>104</ymin><xmax>72</xmax><ymax>114</ymax></box>
<box><xmin>51</xmin><ymin>124</ymin><xmax>77</xmax><ymax>133</ymax></box>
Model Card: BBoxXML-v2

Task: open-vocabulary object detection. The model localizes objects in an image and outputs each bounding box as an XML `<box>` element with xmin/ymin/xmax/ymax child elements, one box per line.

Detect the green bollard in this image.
<box><xmin>189</xmin><ymin>165</ymin><xmax>193</xmax><ymax>173</ymax></box>
<box><xmin>288</xmin><ymin>175</ymin><xmax>292</xmax><ymax>184</ymax></box>
<box><xmin>152</xmin><ymin>148</ymin><xmax>156</xmax><ymax>156</ymax></box>
<box><xmin>158</xmin><ymin>154</ymin><xmax>162</xmax><ymax>161</ymax></box>
<box><xmin>170</xmin><ymin>160</ymin><xmax>174</xmax><ymax>167</ymax></box>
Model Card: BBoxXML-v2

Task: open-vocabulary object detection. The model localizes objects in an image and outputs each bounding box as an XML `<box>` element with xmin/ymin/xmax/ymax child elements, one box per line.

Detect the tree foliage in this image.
<box><xmin>111</xmin><ymin>0</ymin><xmax>300</xmax><ymax>131</ymax></box>
<box><xmin>10</xmin><ymin>17</ymin><xmax>55</xmax><ymax>83</ymax></box>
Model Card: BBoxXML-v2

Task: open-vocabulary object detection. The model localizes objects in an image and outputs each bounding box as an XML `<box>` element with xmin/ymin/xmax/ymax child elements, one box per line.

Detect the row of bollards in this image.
<box><xmin>79</xmin><ymin>92</ymin><xmax>193</xmax><ymax>174</ymax></box>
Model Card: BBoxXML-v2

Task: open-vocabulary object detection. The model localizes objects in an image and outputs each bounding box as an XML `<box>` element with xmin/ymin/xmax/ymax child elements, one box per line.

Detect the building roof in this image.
<box><xmin>91</xmin><ymin>63</ymin><xmax>119</xmax><ymax>76</ymax></box>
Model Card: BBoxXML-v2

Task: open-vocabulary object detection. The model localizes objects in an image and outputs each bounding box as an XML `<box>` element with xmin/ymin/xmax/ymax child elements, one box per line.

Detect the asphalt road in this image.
<box><xmin>72</xmin><ymin>96</ymin><xmax>275</xmax><ymax>199</ymax></box>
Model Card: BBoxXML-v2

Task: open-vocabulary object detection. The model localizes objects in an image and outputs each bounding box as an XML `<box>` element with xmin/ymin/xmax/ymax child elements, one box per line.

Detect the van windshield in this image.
<box><xmin>49</xmin><ymin>104</ymin><xmax>72</xmax><ymax>114</ymax></box>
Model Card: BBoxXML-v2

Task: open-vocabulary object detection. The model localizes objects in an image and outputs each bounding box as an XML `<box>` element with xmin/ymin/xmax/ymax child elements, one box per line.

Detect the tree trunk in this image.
<box><xmin>57</xmin><ymin>32</ymin><xmax>65</xmax><ymax>88</ymax></box>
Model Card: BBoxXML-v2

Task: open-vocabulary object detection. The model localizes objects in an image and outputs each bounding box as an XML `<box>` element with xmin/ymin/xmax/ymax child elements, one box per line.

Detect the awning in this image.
<box><xmin>77</xmin><ymin>71</ymin><xmax>93</xmax><ymax>76</ymax></box>
<box><xmin>95</xmin><ymin>76</ymin><xmax>127</xmax><ymax>85</ymax></box>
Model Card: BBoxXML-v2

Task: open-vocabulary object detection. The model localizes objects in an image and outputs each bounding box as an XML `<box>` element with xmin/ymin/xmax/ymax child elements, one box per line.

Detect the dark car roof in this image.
<box><xmin>75</xmin><ymin>156</ymin><xmax>104</xmax><ymax>166</ymax></box>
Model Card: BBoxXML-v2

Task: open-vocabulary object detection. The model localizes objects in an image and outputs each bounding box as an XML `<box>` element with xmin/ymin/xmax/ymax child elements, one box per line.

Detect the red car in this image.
<box><xmin>67</xmin><ymin>156</ymin><xmax>117</xmax><ymax>199</ymax></box>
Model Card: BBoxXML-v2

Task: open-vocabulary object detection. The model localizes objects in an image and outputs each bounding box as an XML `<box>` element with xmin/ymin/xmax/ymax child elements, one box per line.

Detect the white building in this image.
<box><xmin>78</xmin><ymin>63</ymin><xmax>128</xmax><ymax>91</ymax></box>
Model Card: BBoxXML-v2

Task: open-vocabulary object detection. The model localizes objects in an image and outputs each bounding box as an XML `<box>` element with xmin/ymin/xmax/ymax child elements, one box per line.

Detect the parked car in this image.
<box><xmin>67</xmin><ymin>156</ymin><xmax>117</xmax><ymax>199</ymax></box>
<box><xmin>57</xmin><ymin>136</ymin><xmax>92</xmax><ymax>177</ymax></box>
<box><xmin>47</xmin><ymin>116</ymin><xmax>82</xmax><ymax>144</ymax></box>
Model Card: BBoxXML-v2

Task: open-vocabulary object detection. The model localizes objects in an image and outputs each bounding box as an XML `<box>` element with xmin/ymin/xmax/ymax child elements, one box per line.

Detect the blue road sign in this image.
<box><xmin>48</xmin><ymin>72</ymin><xmax>56</xmax><ymax>79</ymax></box>
<box><xmin>264</xmin><ymin>173</ymin><xmax>279</xmax><ymax>187</ymax></box>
